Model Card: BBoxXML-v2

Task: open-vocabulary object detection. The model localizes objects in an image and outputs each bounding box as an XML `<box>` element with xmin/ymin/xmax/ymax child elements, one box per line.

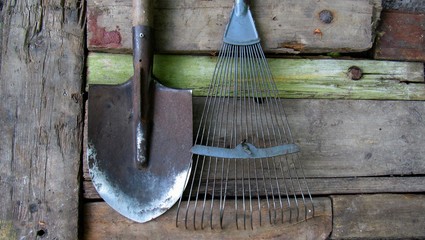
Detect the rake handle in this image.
<box><xmin>235</xmin><ymin>0</ymin><xmax>250</xmax><ymax>16</ymax></box>
<box><xmin>133</xmin><ymin>0</ymin><xmax>154</xmax><ymax>27</ymax></box>
<box><xmin>236</xmin><ymin>0</ymin><xmax>250</xmax><ymax>5</ymax></box>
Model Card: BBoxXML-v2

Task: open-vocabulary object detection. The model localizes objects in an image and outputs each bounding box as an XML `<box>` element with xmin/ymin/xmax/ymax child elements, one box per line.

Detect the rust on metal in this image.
<box><xmin>87</xmin><ymin>23</ymin><xmax>193</xmax><ymax>223</ymax></box>
<box><xmin>314</xmin><ymin>28</ymin><xmax>323</xmax><ymax>38</ymax></box>
<box><xmin>132</xmin><ymin>25</ymin><xmax>154</xmax><ymax>168</ymax></box>
<box><xmin>88</xmin><ymin>80</ymin><xmax>192</xmax><ymax>222</ymax></box>
<box><xmin>347</xmin><ymin>66</ymin><xmax>363</xmax><ymax>80</ymax></box>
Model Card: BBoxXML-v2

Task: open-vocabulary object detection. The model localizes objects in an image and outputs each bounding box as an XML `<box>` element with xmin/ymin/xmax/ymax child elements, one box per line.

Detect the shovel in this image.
<box><xmin>87</xmin><ymin>0</ymin><xmax>193</xmax><ymax>223</ymax></box>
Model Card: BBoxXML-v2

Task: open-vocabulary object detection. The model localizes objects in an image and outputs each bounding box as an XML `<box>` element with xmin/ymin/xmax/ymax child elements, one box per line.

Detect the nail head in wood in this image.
<box><xmin>319</xmin><ymin>10</ymin><xmax>334</xmax><ymax>24</ymax></box>
<box><xmin>348</xmin><ymin>66</ymin><xmax>363</xmax><ymax>80</ymax></box>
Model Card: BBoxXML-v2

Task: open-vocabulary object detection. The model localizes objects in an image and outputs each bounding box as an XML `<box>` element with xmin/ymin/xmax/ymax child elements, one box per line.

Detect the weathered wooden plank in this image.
<box><xmin>0</xmin><ymin>1</ymin><xmax>3</xmax><ymax>67</ymax></box>
<box><xmin>0</xmin><ymin>1</ymin><xmax>85</xmax><ymax>239</ymax></box>
<box><xmin>83</xmin><ymin>98</ymin><xmax>425</xmax><ymax>198</ymax></box>
<box><xmin>87</xmin><ymin>0</ymin><xmax>381</xmax><ymax>53</ymax></box>
<box><xmin>88</xmin><ymin>53</ymin><xmax>425</xmax><ymax>100</ymax></box>
<box><xmin>374</xmin><ymin>11</ymin><xmax>425</xmax><ymax>62</ymax></box>
<box><xmin>268</xmin><ymin>99</ymin><xmax>425</xmax><ymax>178</ymax></box>
<box><xmin>82</xmin><ymin>198</ymin><xmax>331</xmax><ymax>239</ymax></box>
<box><xmin>83</xmin><ymin>176</ymin><xmax>425</xmax><ymax>200</ymax></box>
<box><xmin>332</xmin><ymin>194</ymin><xmax>425</xmax><ymax>239</ymax></box>
<box><xmin>383</xmin><ymin>0</ymin><xmax>425</xmax><ymax>12</ymax></box>
<box><xmin>190</xmin><ymin>176</ymin><xmax>425</xmax><ymax>198</ymax></box>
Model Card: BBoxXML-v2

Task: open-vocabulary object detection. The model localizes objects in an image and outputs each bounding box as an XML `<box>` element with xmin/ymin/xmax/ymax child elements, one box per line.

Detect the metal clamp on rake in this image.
<box><xmin>176</xmin><ymin>0</ymin><xmax>314</xmax><ymax>230</ymax></box>
<box><xmin>87</xmin><ymin>0</ymin><xmax>193</xmax><ymax>223</ymax></box>
<box><xmin>192</xmin><ymin>141</ymin><xmax>300</xmax><ymax>159</ymax></box>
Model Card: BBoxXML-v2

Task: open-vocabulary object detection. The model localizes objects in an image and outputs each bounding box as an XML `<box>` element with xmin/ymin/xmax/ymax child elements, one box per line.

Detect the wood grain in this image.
<box><xmin>0</xmin><ymin>0</ymin><xmax>85</xmax><ymax>239</ymax></box>
<box><xmin>332</xmin><ymin>194</ymin><xmax>425</xmax><ymax>239</ymax></box>
<box><xmin>83</xmin><ymin>176</ymin><xmax>425</xmax><ymax>200</ymax></box>
<box><xmin>83</xmin><ymin>98</ymin><xmax>425</xmax><ymax>199</ymax></box>
<box><xmin>383</xmin><ymin>0</ymin><xmax>425</xmax><ymax>12</ymax></box>
<box><xmin>87</xmin><ymin>53</ymin><xmax>425</xmax><ymax>100</ymax></box>
<box><xmin>0</xmin><ymin>2</ymin><xmax>3</xmax><ymax>68</ymax></box>
<box><xmin>374</xmin><ymin>11</ymin><xmax>425</xmax><ymax>61</ymax></box>
<box><xmin>82</xmin><ymin>198</ymin><xmax>331</xmax><ymax>239</ymax></box>
<box><xmin>87</xmin><ymin>0</ymin><xmax>382</xmax><ymax>54</ymax></box>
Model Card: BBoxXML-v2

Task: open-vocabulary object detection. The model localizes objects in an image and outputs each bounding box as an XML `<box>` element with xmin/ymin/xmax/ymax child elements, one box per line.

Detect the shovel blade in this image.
<box><xmin>88</xmin><ymin>79</ymin><xmax>192</xmax><ymax>223</ymax></box>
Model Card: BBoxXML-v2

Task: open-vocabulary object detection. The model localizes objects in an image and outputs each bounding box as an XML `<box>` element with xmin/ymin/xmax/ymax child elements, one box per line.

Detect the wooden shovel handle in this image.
<box><xmin>133</xmin><ymin>0</ymin><xmax>153</xmax><ymax>26</ymax></box>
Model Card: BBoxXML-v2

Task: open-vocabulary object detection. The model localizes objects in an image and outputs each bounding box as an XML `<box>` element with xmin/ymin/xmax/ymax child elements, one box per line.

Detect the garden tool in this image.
<box><xmin>176</xmin><ymin>0</ymin><xmax>314</xmax><ymax>230</ymax></box>
<box><xmin>87</xmin><ymin>0</ymin><xmax>193</xmax><ymax>223</ymax></box>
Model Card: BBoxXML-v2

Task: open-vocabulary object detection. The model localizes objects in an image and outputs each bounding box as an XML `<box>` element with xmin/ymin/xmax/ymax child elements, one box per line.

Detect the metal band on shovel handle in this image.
<box><xmin>132</xmin><ymin>0</ymin><xmax>154</xmax><ymax>168</ymax></box>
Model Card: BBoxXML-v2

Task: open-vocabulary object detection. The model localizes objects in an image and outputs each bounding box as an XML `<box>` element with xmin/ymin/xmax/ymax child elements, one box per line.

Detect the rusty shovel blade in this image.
<box><xmin>88</xmin><ymin>79</ymin><xmax>193</xmax><ymax>223</ymax></box>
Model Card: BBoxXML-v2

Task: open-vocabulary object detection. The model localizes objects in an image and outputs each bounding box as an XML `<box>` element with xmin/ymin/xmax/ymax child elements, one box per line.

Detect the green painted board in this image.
<box><xmin>87</xmin><ymin>53</ymin><xmax>424</xmax><ymax>100</ymax></box>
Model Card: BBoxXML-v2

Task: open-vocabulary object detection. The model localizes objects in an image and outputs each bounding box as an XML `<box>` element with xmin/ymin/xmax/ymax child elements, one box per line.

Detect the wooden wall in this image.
<box><xmin>87</xmin><ymin>0</ymin><xmax>382</xmax><ymax>54</ymax></box>
<box><xmin>0</xmin><ymin>0</ymin><xmax>85</xmax><ymax>239</ymax></box>
<box><xmin>0</xmin><ymin>0</ymin><xmax>424</xmax><ymax>239</ymax></box>
<box><xmin>82</xmin><ymin>0</ymin><xmax>425</xmax><ymax>239</ymax></box>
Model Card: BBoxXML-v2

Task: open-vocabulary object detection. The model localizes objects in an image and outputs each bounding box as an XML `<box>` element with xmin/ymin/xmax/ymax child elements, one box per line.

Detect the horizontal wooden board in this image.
<box><xmin>332</xmin><ymin>194</ymin><xmax>425</xmax><ymax>239</ymax></box>
<box><xmin>82</xmin><ymin>198</ymin><xmax>331</xmax><ymax>239</ymax></box>
<box><xmin>87</xmin><ymin>53</ymin><xmax>425</xmax><ymax>100</ymax></box>
<box><xmin>83</xmin><ymin>176</ymin><xmax>425</xmax><ymax>200</ymax></box>
<box><xmin>83</xmin><ymin>98</ymin><xmax>425</xmax><ymax>199</ymax></box>
<box><xmin>87</xmin><ymin>0</ymin><xmax>381</xmax><ymax>53</ymax></box>
<box><xmin>374</xmin><ymin>11</ymin><xmax>425</xmax><ymax>61</ymax></box>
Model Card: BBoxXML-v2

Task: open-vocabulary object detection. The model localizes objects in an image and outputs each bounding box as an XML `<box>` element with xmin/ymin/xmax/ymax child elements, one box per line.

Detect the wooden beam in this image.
<box><xmin>0</xmin><ymin>1</ymin><xmax>84</xmax><ymax>239</ymax></box>
<box><xmin>87</xmin><ymin>53</ymin><xmax>425</xmax><ymax>100</ymax></box>
<box><xmin>82</xmin><ymin>198</ymin><xmax>332</xmax><ymax>239</ymax></box>
<box><xmin>374</xmin><ymin>11</ymin><xmax>425</xmax><ymax>61</ymax></box>
<box><xmin>83</xmin><ymin>98</ymin><xmax>425</xmax><ymax>198</ymax></box>
<box><xmin>332</xmin><ymin>194</ymin><xmax>425</xmax><ymax>239</ymax></box>
<box><xmin>83</xmin><ymin>176</ymin><xmax>425</xmax><ymax>200</ymax></box>
<box><xmin>87</xmin><ymin>0</ymin><xmax>382</xmax><ymax>54</ymax></box>
<box><xmin>0</xmin><ymin>3</ymin><xmax>3</xmax><ymax>67</ymax></box>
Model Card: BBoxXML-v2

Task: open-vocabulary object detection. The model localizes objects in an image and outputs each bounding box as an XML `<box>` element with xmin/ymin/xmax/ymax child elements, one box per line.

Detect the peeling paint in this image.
<box><xmin>88</xmin><ymin>8</ymin><xmax>122</xmax><ymax>48</ymax></box>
